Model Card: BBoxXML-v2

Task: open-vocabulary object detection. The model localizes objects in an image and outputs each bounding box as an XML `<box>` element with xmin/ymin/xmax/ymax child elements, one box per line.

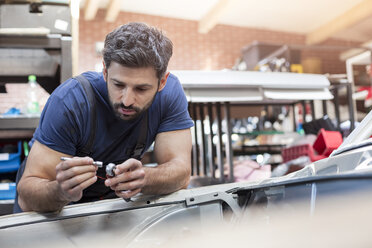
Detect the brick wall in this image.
<box><xmin>79</xmin><ymin>9</ymin><xmax>360</xmax><ymax>75</ymax></box>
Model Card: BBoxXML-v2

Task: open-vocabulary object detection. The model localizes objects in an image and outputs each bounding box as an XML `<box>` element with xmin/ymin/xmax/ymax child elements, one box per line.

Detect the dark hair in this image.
<box><xmin>103</xmin><ymin>22</ymin><xmax>173</xmax><ymax>80</ymax></box>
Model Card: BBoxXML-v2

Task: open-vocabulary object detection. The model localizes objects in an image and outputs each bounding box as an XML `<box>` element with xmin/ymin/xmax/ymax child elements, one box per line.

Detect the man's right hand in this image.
<box><xmin>18</xmin><ymin>141</ymin><xmax>100</xmax><ymax>212</ymax></box>
<box><xmin>55</xmin><ymin>157</ymin><xmax>98</xmax><ymax>202</ymax></box>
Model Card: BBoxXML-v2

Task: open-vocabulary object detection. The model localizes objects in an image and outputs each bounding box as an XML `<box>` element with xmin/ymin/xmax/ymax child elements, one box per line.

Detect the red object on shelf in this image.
<box><xmin>281</xmin><ymin>128</ymin><xmax>342</xmax><ymax>163</ymax></box>
<box><xmin>282</xmin><ymin>144</ymin><xmax>326</xmax><ymax>162</ymax></box>
<box><xmin>313</xmin><ymin>128</ymin><xmax>343</xmax><ymax>156</ymax></box>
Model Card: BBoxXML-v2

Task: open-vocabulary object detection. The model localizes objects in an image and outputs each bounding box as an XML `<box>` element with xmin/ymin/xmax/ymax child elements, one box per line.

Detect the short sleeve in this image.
<box><xmin>33</xmin><ymin>80</ymin><xmax>89</xmax><ymax>155</ymax></box>
<box><xmin>157</xmin><ymin>75</ymin><xmax>194</xmax><ymax>133</ymax></box>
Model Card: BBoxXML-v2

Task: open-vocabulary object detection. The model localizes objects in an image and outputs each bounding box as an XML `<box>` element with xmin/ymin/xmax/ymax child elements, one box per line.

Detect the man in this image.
<box><xmin>15</xmin><ymin>22</ymin><xmax>194</xmax><ymax>213</ymax></box>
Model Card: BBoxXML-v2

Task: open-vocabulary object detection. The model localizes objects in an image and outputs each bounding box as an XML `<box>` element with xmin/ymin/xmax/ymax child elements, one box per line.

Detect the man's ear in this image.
<box><xmin>102</xmin><ymin>61</ymin><xmax>107</xmax><ymax>81</ymax></box>
<box><xmin>158</xmin><ymin>72</ymin><xmax>170</xmax><ymax>92</ymax></box>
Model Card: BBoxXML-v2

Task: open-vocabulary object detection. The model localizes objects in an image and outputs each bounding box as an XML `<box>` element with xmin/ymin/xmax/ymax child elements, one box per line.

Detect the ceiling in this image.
<box><xmin>79</xmin><ymin>0</ymin><xmax>372</xmax><ymax>44</ymax></box>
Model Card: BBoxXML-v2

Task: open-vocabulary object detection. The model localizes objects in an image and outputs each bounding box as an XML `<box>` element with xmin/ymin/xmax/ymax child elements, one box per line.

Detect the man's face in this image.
<box><xmin>103</xmin><ymin>62</ymin><xmax>167</xmax><ymax>121</ymax></box>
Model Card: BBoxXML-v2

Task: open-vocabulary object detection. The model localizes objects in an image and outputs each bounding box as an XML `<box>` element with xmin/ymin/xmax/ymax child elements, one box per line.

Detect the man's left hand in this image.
<box><xmin>104</xmin><ymin>158</ymin><xmax>146</xmax><ymax>199</ymax></box>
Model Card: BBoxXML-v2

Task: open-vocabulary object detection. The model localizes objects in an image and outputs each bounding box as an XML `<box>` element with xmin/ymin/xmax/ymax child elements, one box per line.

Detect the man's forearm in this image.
<box><xmin>18</xmin><ymin>177</ymin><xmax>69</xmax><ymax>212</ymax></box>
<box><xmin>141</xmin><ymin>158</ymin><xmax>191</xmax><ymax>195</ymax></box>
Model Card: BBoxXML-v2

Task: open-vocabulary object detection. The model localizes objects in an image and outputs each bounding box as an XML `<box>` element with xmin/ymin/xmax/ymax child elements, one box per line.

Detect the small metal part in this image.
<box><xmin>60</xmin><ymin>157</ymin><xmax>103</xmax><ymax>168</ymax></box>
<box><xmin>105</xmin><ymin>163</ymin><xmax>131</xmax><ymax>202</ymax></box>
<box><xmin>92</xmin><ymin>161</ymin><xmax>103</xmax><ymax>167</ymax></box>
<box><xmin>105</xmin><ymin>163</ymin><xmax>116</xmax><ymax>177</ymax></box>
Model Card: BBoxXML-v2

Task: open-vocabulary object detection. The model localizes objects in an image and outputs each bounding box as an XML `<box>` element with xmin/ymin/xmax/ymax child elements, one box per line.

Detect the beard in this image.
<box><xmin>112</xmin><ymin>102</ymin><xmax>142</xmax><ymax>121</ymax></box>
<box><xmin>110</xmin><ymin>93</ymin><xmax>157</xmax><ymax>121</ymax></box>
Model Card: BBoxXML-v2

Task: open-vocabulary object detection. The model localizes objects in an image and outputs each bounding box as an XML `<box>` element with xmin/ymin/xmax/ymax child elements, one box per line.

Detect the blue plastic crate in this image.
<box><xmin>0</xmin><ymin>183</ymin><xmax>16</xmax><ymax>200</ymax></box>
<box><xmin>0</xmin><ymin>142</ymin><xmax>22</xmax><ymax>173</ymax></box>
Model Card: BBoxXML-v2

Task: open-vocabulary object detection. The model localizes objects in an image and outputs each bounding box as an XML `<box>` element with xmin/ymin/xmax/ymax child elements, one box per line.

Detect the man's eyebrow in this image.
<box><xmin>111</xmin><ymin>78</ymin><xmax>126</xmax><ymax>85</ymax></box>
<box><xmin>111</xmin><ymin>78</ymin><xmax>153</xmax><ymax>87</ymax></box>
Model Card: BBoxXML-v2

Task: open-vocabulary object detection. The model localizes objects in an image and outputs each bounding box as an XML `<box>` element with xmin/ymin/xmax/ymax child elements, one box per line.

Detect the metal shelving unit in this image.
<box><xmin>175</xmin><ymin>70</ymin><xmax>355</xmax><ymax>185</ymax></box>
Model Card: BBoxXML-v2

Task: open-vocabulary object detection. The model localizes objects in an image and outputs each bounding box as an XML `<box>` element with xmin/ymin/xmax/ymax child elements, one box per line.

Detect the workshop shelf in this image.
<box><xmin>0</xmin><ymin>141</ymin><xmax>22</xmax><ymax>173</ymax></box>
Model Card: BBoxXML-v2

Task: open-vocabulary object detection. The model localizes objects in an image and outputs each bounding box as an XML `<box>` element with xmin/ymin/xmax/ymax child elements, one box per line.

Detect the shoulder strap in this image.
<box><xmin>75</xmin><ymin>74</ymin><xmax>97</xmax><ymax>157</ymax></box>
<box><xmin>131</xmin><ymin>110</ymin><xmax>148</xmax><ymax>160</ymax></box>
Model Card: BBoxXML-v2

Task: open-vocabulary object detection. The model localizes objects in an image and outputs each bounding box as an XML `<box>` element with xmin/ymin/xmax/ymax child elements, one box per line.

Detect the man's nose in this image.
<box><xmin>122</xmin><ymin>88</ymin><xmax>135</xmax><ymax>107</ymax></box>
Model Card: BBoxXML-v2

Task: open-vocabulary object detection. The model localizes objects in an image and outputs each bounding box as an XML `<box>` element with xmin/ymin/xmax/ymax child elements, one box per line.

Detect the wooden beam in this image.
<box><xmin>306</xmin><ymin>0</ymin><xmax>372</xmax><ymax>45</ymax></box>
<box><xmin>339</xmin><ymin>39</ymin><xmax>372</xmax><ymax>61</ymax></box>
<box><xmin>105</xmin><ymin>0</ymin><xmax>121</xmax><ymax>23</ymax></box>
<box><xmin>83</xmin><ymin>0</ymin><xmax>100</xmax><ymax>21</ymax></box>
<box><xmin>198</xmin><ymin>0</ymin><xmax>231</xmax><ymax>34</ymax></box>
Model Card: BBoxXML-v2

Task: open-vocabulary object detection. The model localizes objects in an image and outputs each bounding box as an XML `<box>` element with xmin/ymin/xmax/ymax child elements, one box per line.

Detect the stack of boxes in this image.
<box><xmin>282</xmin><ymin>129</ymin><xmax>343</xmax><ymax>163</ymax></box>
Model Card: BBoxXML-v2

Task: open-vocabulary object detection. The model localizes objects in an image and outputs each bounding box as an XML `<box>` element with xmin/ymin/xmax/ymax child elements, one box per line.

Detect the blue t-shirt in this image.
<box><xmin>31</xmin><ymin>71</ymin><xmax>194</xmax><ymax>164</ymax></box>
